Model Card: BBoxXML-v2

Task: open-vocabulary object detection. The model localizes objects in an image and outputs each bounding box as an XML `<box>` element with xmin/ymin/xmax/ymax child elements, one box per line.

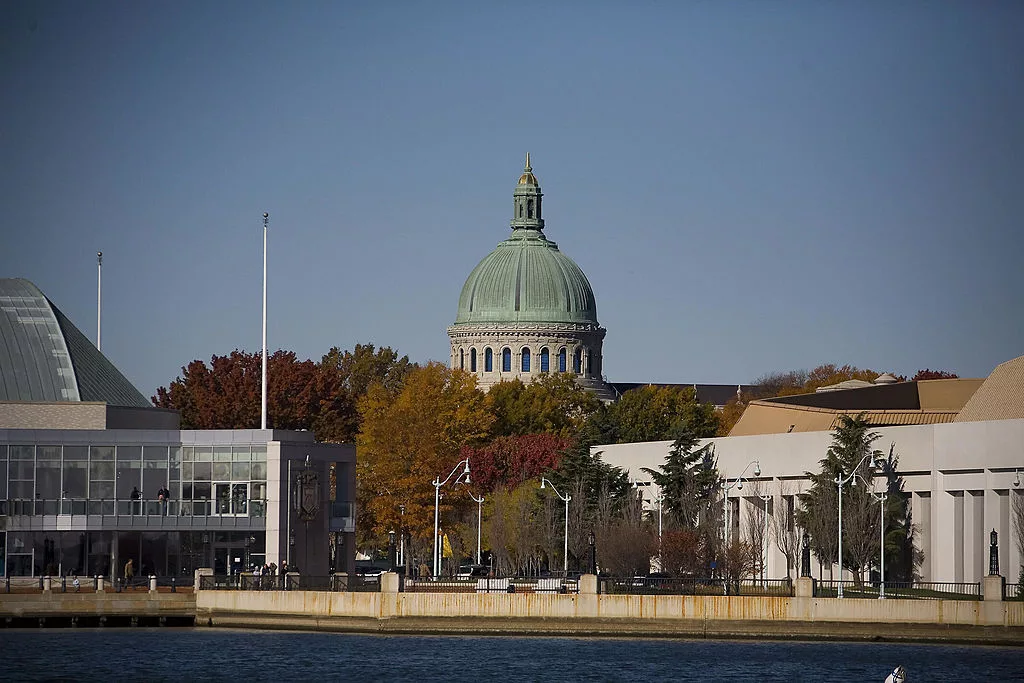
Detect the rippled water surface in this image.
<box><xmin>4</xmin><ymin>629</ymin><xmax>1020</xmax><ymax>681</ymax></box>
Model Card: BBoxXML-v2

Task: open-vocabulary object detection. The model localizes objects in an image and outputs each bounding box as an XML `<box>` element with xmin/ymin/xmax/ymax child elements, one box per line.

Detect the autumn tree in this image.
<box><xmin>486</xmin><ymin>373</ymin><xmax>601</xmax><ymax>438</ymax></box>
<box><xmin>592</xmin><ymin>385</ymin><xmax>719</xmax><ymax>444</ymax></box>
<box><xmin>771</xmin><ymin>482</ymin><xmax>802</xmax><ymax>580</ymax></box>
<box><xmin>596</xmin><ymin>489</ymin><xmax>656</xmax><ymax>577</ymax></box>
<box><xmin>356</xmin><ymin>363</ymin><xmax>493</xmax><ymax>548</ymax></box>
<box><xmin>461</xmin><ymin>433</ymin><xmax>570</xmax><ymax>494</ymax></box>
<box><xmin>313</xmin><ymin>343</ymin><xmax>413</xmax><ymax>443</ymax></box>
<box><xmin>912</xmin><ymin>369</ymin><xmax>959</xmax><ymax>381</ymax></box>
<box><xmin>484</xmin><ymin>483</ymin><xmax>545</xmax><ymax>576</ymax></box>
<box><xmin>153</xmin><ymin>349</ymin><xmax>318</xmax><ymax>430</ymax></box>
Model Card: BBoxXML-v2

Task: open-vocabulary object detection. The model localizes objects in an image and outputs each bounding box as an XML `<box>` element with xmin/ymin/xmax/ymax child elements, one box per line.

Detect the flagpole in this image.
<box><xmin>96</xmin><ymin>252</ymin><xmax>102</xmax><ymax>351</ymax></box>
<box><xmin>261</xmin><ymin>213</ymin><xmax>269</xmax><ymax>430</ymax></box>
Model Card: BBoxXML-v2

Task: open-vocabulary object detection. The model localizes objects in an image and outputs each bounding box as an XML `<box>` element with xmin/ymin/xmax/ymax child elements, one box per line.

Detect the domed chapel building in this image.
<box><xmin>448</xmin><ymin>156</ymin><xmax>614</xmax><ymax>399</ymax></box>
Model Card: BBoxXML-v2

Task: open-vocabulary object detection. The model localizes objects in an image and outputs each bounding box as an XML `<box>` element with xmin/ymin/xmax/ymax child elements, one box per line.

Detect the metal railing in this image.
<box><xmin>200</xmin><ymin>573</ymin><xmax>378</xmax><ymax>592</ymax></box>
<box><xmin>403</xmin><ymin>577</ymin><xmax>579</xmax><ymax>594</ymax></box>
<box><xmin>1003</xmin><ymin>583</ymin><xmax>1022</xmax><ymax>601</ymax></box>
<box><xmin>3</xmin><ymin>497</ymin><xmax>267</xmax><ymax>518</ymax></box>
<box><xmin>814</xmin><ymin>580</ymin><xmax>982</xmax><ymax>600</ymax></box>
<box><xmin>601</xmin><ymin>576</ymin><xmax>793</xmax><ymax>596</ymax></box>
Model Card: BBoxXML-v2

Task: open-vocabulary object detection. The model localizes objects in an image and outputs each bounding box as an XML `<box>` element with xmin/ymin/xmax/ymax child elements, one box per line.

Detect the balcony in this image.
<box><xmin>1</xmin><ymin>498</ymin><xmax>268</xmax><ymax>532</ymax></box>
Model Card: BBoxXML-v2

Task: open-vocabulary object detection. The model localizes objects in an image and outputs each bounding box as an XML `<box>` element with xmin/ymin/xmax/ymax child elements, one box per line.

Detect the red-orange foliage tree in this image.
<box><xmin>153</xmin><ymin>349</ymin><xmax>318</xmax><ymax>430</ymax></box>
<box><xmin>461</xmin><ymin>433</ymin><xmax>571</xmax><ymax>494</ymax></box>
<box><xmin>912</xmin><ymin>369</ymin><xmax>959</xmax><ymax>381</ymax></box>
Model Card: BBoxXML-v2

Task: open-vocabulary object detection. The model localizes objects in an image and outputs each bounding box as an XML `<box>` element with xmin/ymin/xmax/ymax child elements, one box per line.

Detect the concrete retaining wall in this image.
<box><xmin>195</xmin><ymin>591</ymin><xmax>1024</xmax><ymax>643</ymax></box>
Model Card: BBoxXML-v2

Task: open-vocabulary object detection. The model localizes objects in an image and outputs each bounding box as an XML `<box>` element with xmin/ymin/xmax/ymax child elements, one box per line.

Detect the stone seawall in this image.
<box><xmin>196</xmin><ymin>591</ymin><xmax>1024</xmax><ymax>645</ymax></box>
<box><xmin>0</xmin><ymin>592</ymin><xmax>196</xmax><ymax>628</ymax></box>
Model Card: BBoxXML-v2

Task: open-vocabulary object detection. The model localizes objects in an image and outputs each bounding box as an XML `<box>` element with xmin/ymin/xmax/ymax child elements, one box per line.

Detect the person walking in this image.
<box><xmin>124</xmin><ymin>558</ymin><xmax>134</xmax><ymax>588</ymax></box>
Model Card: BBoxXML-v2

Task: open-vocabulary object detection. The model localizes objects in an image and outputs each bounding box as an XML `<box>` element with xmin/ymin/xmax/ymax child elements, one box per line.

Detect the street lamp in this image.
<box><xmin>654</xmin><ymin>492</ymin><xmax>664</xmax><ymax>567</ymax></box>
<box><xmin>854</xmin><ymin>471</ymin><xmax>888</xmax><ymax>599</ymax></box>
<box><xmin>433</xmin><ymin>458</ymin><xmax>471</xmax><ymax>578</ymax></box>
<box><xmin>388</xmin><ymin>530</ymin><xmax>396</xmax><ymax>572</ymax></box>
<box><xmin>541</xmin><ymin>477</ymin><xmax>571</xmax><ymax>573</ymax></box>
<box><xmin>835</xmin><ymin>453</ymin><xmax>883</xmax><ymax>598</ymax></box>
<box><xmin>723</xmin><ymin>461</ymin><xmax>761</xmax><ymax>547</ymax></box>
<box><xmin>468</xmin><ymin>492</ymin><xmax>484</xmax><ymax>565</ymax></box>
<box><xmin>757</xmin><ymin>492</ymin><xmax>771</xmax><ymax>586</ymax></box>
<box><xmin>399</xmin><ymin>504</ymin><xmax>406</xmax><ymax>569</ymax></box>
<box><xmin>588</xmin><ymin>530</ymin><xmax>596</xmax><ymax>575</ymax></box>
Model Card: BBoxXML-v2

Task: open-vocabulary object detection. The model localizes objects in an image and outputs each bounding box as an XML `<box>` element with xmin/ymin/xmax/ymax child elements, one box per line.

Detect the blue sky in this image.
<box><xmin>2</xmin><ymin>1</ymin><xmax>1022</xmax><ymax>398</ymax></box>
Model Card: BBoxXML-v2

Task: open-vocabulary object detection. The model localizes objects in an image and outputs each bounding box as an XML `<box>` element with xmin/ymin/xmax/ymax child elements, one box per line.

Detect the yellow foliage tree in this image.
<box><xmin>356</xmin><ymin>362</ymin><xmax>493</xmax><ymax>545</ymax></box>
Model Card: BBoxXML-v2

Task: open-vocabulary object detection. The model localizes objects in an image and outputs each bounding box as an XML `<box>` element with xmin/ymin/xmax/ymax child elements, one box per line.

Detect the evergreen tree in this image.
<box><xmin>548</xmin><ymin>424</ymin><xmax>629</xmax><ymax>512</ymax></box>
<box><xmin>797</xmin><ymin>414</ymin><xmax>885</xmax><ymax>582</ymax></box>
<box><xmin>640</xmin><ymin>425</ymin><xmax>719</xmax><ymax>529</ymax></box>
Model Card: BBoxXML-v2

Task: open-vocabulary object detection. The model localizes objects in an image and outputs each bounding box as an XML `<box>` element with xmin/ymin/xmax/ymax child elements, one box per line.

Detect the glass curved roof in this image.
<box><xmin>0</xmin><ymin>278</ymin><xmax>150</xmax><ymax>407</ymax></box>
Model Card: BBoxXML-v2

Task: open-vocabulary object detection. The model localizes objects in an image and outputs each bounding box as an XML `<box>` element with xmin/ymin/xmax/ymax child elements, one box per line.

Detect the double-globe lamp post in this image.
<box><xmin>835</xmin><ymin>453</ymin><xmax>883</xmax><ymax>598</ymax></box>
<box><xmin>433</xmin><ymin>458</ymin><xmax>470</xmax><ymax>579</ymax></box>
<box><xmin>853</xmin><ymin>471</ymin><xmax>888</xmax><ymax>600</ymax></box>
<box><xmin>468</xmin><ymin>492</ymin><xmax>484</xmax><ymax>565</ymax></box>
<box><xmin>723</xmin><ymin>461</ymin><xmax>761</xmax><ymax>547</ymax></box>
<box><xmin>540</xmin><ymin>477</ymin><xmax>570</xmax><ymax>573</ymax></box>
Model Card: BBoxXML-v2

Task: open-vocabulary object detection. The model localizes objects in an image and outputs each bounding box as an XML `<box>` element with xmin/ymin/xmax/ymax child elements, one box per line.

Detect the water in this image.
<box><xmin>3</xmin><ymin>629</ymin><xmax>1019</xmax><ymax>681</ymax></box>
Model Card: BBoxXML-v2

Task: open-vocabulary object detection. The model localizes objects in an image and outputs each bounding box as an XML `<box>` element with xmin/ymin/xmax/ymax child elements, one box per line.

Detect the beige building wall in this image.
<box><xmin>599</xmin><ymin>419</ymin><xmax>1024</xmax><ymax>584</ymax></box>
<box><xmin>0</xmin><ymin>402</ymin><xmax>107</xmax><ymax>429</ymax></box>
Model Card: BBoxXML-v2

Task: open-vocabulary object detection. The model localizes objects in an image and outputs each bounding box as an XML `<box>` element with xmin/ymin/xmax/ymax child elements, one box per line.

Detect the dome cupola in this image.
<box><xmin>448</xmin><ymin>156</ymin><xmax>611</xmax><ymax>398</ymax></box>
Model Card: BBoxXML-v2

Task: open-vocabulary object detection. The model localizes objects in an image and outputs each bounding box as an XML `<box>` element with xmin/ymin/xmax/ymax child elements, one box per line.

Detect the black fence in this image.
<box><xmin>199</xmin><ymin>574</ymin><xmax>378</xmax><ymax>592</ymax></box>
<box><xmin>601</xmin><ymin>576</ymin><xmax>793</xmax><ymax>596</ymax></box>
<box><xmin>813</xmin><ymin>580</ymin><xmax>982</xmax><ymax>600</ymax></box>
<box><xmin>403</xmin><ymin>577</ymin><xmax>579</xmax><ymax>594</ymax></box>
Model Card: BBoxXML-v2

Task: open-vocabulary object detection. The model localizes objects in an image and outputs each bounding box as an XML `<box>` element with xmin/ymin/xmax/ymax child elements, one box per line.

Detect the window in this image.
<box><xmin>459</xmin><ymin>349</ymin><xmax>464</xmax><ymax>370</ymax></box>
<box><xmin>502</xmin><ymin>348</ymin><xmax>511</xmax><ymax>372</ymax></box>
<box><xmin>485</xmin><ymin>348</ymin><xmax>493</xmax><ymax>372</ymax></box>
<box><xmin>521</xmin><ymin>348</ymin><xmax>531</xmax><ymax>372</ymax></box>
<box><xmin>527</xmin><ymin>199</ymin><xmax>534</xmax><ymax>218</ymax></box>
<box><xmin>558</xmin><ymin>348</ymin><xmax>567</xmax><ymax>373</ymax></box>
<box><xmin>573</xmin><ymin>348</ymin><xmax>583</xmax><ymax>374</ymax></box>
<box><xmin>540</xmin><ymin>347</ymin><xmax>549</xmax><ymax>372</ymax></box>
<box><xmin>470</xmin><ymin>348</ymin><xmax>477</xmax><ymax>372</ymax></box>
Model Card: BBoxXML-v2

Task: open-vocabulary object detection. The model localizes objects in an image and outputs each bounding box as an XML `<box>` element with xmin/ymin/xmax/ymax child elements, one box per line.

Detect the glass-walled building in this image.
<box><xmin>0</xmin><ymin>278</ymin><xmax>356</xmax><ymax>579</ymax></box>
<box><xmin>0</xmin><ymin>428</ymin><xmax>355</xmax><ymax>578</ymax></box>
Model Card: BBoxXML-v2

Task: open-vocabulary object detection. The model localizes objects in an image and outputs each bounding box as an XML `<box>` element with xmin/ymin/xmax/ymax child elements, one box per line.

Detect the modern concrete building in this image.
<box><xmin>599</xmin><ymin>355</ymin><xmax>1024</xmax><ymax>584</ymax></box>
<box><xmin>448</xmin><ymin>156</ymin><xmax>614</xmax><ymax>399</ymax></box>
<box><xmin>0</xmin><ymin>278</ymin><xmax>356</xmax><ymax>579</ymax></box>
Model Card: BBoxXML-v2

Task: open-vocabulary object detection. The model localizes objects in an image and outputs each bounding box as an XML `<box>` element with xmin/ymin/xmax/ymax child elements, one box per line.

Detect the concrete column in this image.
<box><xmin>380</xmin><ymin>571</ymin><xmax>400</xmax><ymax>593</ymax></box>
<box><xmin>579</xmin><ymin>574</ymin><xmax>597</xmax><ymax>595</ymax></box>
<box><xmin>983</xmin><ymin>575</ymin><xmax>1004</xmax><ymax>602</ymax></box>
<box><xmin>794</xmin><ymin>576</ymin><xmax>815</xmax><ymax>598</ymax></box>
<box><xmin>195</xmin><ymin>567</ymin><xmax>213</xmax><ymax>591</ymax></box>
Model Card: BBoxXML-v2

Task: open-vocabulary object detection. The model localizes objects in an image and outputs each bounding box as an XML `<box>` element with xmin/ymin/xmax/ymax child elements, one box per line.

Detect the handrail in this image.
<box><xmin>2</xmin><ymin>497</ymin><xmax>269</xmax><ymax>518</ymax></box>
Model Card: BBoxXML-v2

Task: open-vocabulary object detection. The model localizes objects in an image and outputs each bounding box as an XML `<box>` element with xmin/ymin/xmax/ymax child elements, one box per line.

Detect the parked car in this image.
<box><xmin>354</xmin><ymin>565</ymin><xmax>385</xmax><ymax>583</ymax></box>
<box><xmin>456</xmin><ymin>564</ymin><xmax>490</xmax><ymax>580</ymax></box>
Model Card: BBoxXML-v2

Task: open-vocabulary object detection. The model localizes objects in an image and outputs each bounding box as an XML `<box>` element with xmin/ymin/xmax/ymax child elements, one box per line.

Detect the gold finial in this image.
<box><xmin>525</xmin><ymin>152</ymin><xmax>531</xmax><ymax>171</ymax></box>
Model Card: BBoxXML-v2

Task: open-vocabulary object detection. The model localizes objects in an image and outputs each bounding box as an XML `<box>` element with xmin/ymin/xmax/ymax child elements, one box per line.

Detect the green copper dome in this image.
<box><xmin>453</xmin><ymin>157</ymin><xmax>599</xmax><ymax>326</ymax></box>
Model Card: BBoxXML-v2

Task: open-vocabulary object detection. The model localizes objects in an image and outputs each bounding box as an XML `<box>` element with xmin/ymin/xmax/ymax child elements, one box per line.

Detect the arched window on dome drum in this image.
<box><xmin>519</xmin><ymin>203</ymin><xmax>524</xmax><ymax>218</ymax></box>
<box><xmin>521</xmin><ymin>348</ymin><xmax>531</xmax><ymax>373</ymax></box>
<box><xmin>459</xmin><ymin>349</ymin><xmax>464</xmax><ymax>370</ymax></box>
<box><xmin>540</xmin><ymin>347</ymin><xmax>549</xmax><ymax>372</ymax></box>
<box><xmin>502</xmin><ymin>348</ymin><xmax>511</xmax><ymax>373</ymax></box>
<box><xmin>527</xmin><ymin>199</ymin><xmax>534</xmax><ymax>219</ymax></box>
<box><xmin>573</xmin><ymin>349</ymin><xmax>583</xmax><ymax>374</ymax></box>
<box><xmin>470</xmin><ymin>349</ymin><xmax>477</xmax><ymax>373</ymax></box>
<box><xmin>558</xmin><ymin>348</ymin><xmax>567</xmax><ymax>373</ymax></box>
<box><xmin>485</xmin><ymin>348</ymin><xmax>493</xmax><ymax>372</ymax></box>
